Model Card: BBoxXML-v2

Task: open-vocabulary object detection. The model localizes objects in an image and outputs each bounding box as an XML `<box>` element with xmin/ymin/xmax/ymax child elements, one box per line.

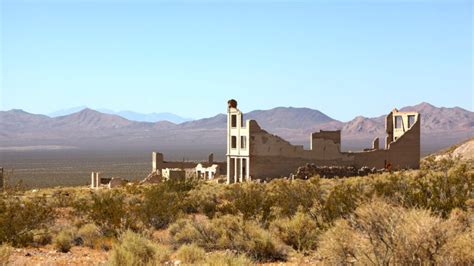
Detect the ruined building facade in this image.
<box><xmin>226</xmin><ymin>99</ymin><xmax>420</xmax><ymax>183</ymax></box>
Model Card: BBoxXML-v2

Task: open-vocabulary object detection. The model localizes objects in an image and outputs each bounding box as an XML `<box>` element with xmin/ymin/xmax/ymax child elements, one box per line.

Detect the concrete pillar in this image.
<box><xmin>239</xmin><ymin>158</ymin><xmax>243</xmax><ymax>183</ymax></box>
<box><xmin>91</xmin><ymin>172</ymin><xmax>96</xmax><ymax>188</ymax></box>
<box><xmin>152</xmin><ymin>152</ymin><xmax>157</xmax><ymax>172</ymax></box>
<box><xmin>226</xmin><ymin>156</ymin><xmax>231</xmax><ymax>184</ymax></box>
<box><xmin>246</xmin><ymin>158</ymin><xmax>250</xmax><ymax>181</ymax></box>
<box><xmin>234</xmin><ymin>158</ymin><xmax>238</xmax><ymax>183</ymax></box>
<box><xmin>96</xmin><ymin>172</ymin><xmax>100</xmax><ymax>186</ymax></box>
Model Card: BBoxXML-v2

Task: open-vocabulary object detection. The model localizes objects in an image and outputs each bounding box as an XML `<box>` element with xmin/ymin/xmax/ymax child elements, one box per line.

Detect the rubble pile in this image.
<box><xmin>140</xmin><ymin>170</ymin><xmax>162</xmax><ymax>184</ymax></box>
<box><xmin>293</xmin><ymin>163</ymin><xmax>383</xmax><ymax>179</ymax></box>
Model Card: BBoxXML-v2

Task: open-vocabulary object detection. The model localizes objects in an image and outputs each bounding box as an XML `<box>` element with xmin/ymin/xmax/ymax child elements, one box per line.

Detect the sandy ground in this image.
<box><xmin>7</xmin><ymin>246</ymin><xmax>108</xmax><ymax>266</ymax></box>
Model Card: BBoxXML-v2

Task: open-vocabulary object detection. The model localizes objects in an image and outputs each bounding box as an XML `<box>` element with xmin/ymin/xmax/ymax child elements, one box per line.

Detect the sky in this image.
<box><xmin>0</xmin><ymin>0</ymin><xmax>472</xmax><ymax>121</ymax></box>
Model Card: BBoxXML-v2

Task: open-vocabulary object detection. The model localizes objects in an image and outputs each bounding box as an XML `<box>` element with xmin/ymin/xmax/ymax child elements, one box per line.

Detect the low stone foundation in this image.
<box><xmin>293</xmin><ymin>163</ymin><xmax>384</xmax><ymax>179</ymax></box>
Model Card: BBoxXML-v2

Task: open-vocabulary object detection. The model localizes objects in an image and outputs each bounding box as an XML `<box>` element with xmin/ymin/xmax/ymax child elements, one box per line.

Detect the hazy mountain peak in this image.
<box><xmin>1</xmin><ymin>102</ymin><xmax>473</xmax><ymax>155</ymax></box>
<box><xmin>49</xmin><ymin>107</ymin><xmax>192</xmax><ymax>124</ymax></box>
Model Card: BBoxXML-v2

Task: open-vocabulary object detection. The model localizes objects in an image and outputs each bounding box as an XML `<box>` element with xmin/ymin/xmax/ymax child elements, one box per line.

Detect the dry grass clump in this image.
<box><xmin>270</xmin><ymin>208</ymin><xmax>320</xmax><ymax>253</ymax></box>
<box><xmin>0</xmin><ymin>195</ymin><xmax>54</xmax><ymax>247</ymax></box>
<box><xmin>317</xmin><ymin>199</ymin><xmax>474</xmax><ymax>264</ymax></box>
<box><xmin>203</xmin><ymin>251</ymin><xmax>253</xmax><ymax>266</ymax></box>
<box><xmin>175</xmin><ymin>243</ymin><xmax>206</xmax><ymax>264</ymax></box>
<box><xmin>170</xmin><ymin>214</ymin><xmax>287</xmax><ymax>262</ymax></box>
<box><xmin>107</xmin><ymin>230</ymin><xmax>171</xmax><ymax>265</ymax></box>
<box><xmin>77</xmin><ymin>223</ymin><xmax>101</xmax><ymax>248</ymax></box>
<box><xmin>53</xmin><ymin>229</ymin><xmax>75</xmax><ymax>253</ymax></box>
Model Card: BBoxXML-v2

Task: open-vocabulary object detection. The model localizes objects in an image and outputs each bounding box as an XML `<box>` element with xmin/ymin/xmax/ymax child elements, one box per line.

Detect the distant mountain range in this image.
<box><xmin>48</xmin><ymin>106</ymin><xmax>192</xmax><ymax>123</ymax></box>
<box><xmin>1</xmin><ymin>102</ymin><xmax>473</xmax><ymax>158</ymax></box>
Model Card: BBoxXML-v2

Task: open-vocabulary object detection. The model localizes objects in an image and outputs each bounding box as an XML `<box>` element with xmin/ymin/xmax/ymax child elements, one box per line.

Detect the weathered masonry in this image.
<box><xmin>226</xmin><ymin>99</ymin><xmax>420</xmax><ymax>183</ymax></box>
<box><xmin>152</xmin><ymin>152</ymin><xmax>226</xmax><ymax>179</ymax></box>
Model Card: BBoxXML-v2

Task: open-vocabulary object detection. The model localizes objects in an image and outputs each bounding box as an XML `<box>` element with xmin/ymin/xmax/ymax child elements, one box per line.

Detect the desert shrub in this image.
<box><xmin>74</xmin><ymin>190</ymin><xmax>138</xmax><ymax>235</ymax></box>
<box><xmin>317</xmin><ymin>199</ymin><xmax>473</xmax><ymax>264</ymax></box>
<box><xmin>186</xmin><ymin>183</ymin><xmax>225</xmax><ymax>218</ymax></box>
<box><xmin>0</xmin><ymin>196</ymin><xmax>54</xmax><ymax>246</ymax></box>
<box><xmin>317</xmin><ymin>219</ymin><xmax>360</xmax><ymax>264</ymax></box>
<box><xmin>204</xmin><ymin>251</ymin><xmax>253</xmax><ymax>266</ymax></box>
<box><xmin>108</xmin><ymin>230</ymin><xmax>171</xmax><ymax>265</ymax></box>
<box><xmin>437</xmin><ymin>227</ymin><xmax>474</xmax><ymax>264</ymax></box>
<box><xmin>169</xmin><ymin>216</ymin><xmax>218</xmax><ymax>250</ymax></box>
<box><xmin>373</xmin><ymin>159</ymin><xmax>473</xmax><ymax>217</ymax></box>
<box><xmin>169</xmin><ymin>214</ymin><xmax>287</xmax><ymax>262</ymax></box>
<box><xmin>223</xmin><ymin>182</ymin><xmax>271</xmax><ymax>223</ymax></box>
<box><xmin>266</xmin><ymin>178</ymin><xmax>322</xmax><ymax>219</ymax></box>
<box><xmin>51</xmin><ymin>188</ymin><xmax>77</xmax><ymax>208</ymax></box>
<box><xmin>53</xmin><ymin>229</ymin><xmax>74</xmax><ymax>253</ymax></box>
<box><xmin>77</xmin><ymin>223</ymin><xmax>100</xmax><ymax>248</ymax></box>
<box><xmin>175</xmin><ymin>244</ymin><xmax>206</xmax><ymax>264</ymax></box>
<box><xmin>270</xmin><ymin>208</ymin><xmax>319</xmax><ymax>253</ymax></box>
<box><xmin>321</xmin><ymin>180</ymin><xmax>365</xmax><ymax>223</ymax></box>
<box><xmin>210</xmin><ymin>215</ymin><xmax>287</xmax><ymax>261</ymax></box>
<box><xmin>139</xmin><ymin>180</ymin><xmax>195</xmax><ymax>229</ymax></box>
<box><xmin>0</xmin><ymin>244</ymin><xmax>12</xmax><ymax>266</ymax></box>
<box><xmin>32</xmin><ymin>229</ymin><xmax>52</xmax><ymax>246</ymax></box>
<box><xmin>239</xmin><ymin>221</ymin><xmax>288</xmax><ymax>261</ymax></box>
<box><xmin>89</xmin><ymin>191</ymin><xmax>126</xmax><ymax>234</ymax></box>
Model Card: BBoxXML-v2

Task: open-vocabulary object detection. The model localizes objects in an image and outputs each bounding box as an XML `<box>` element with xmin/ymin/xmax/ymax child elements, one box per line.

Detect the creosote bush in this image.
<box><xmin>108</xmin><ymin>230</ymin><xmax>171</xmax><ymax>265</ymax></box>
<box><xmin>53</xmin><ymin>229</ymin><xmax>74</xmax><ymax>253</ymax></box>
<box><xmin>0</xmin><ymin>195</ymin><xmax>54</xmax><ymax>246</ymax></box>
<box><xmin>175</xmin><ymin>244</ymin><xmax>206</xmax><ymax>264</ymax></box>
<box><xmin>270</xmin><ymin>207</ymin><xmax>319</xmax><ymax>253</ymax></box>
<box><xmin>139</xmin><ymin>179</ymin><xmax>196</xmax><ymax>229</ymax></box>
<box><xmin>170</xmin><ymin>214</ymin><xmax>288</xmax><ymax>262</ymax></box>
<box><xmin>77</xmin><ymin>223</ymin><xmax>100</xmax><ymax>248</ymax></box>
<box><xmin>317</xmin><ymin>199</ymin><xmax>474</xmax><ymax>264</ymax></box>
<box><xmin>204</xmin><ymin>251</ymin><xmax>253</xmax><ymax>266</ymax></box>
<box><xmin>73</xmin><ymin>190</ymin><xmax>139</xmax><ymax>236</ymax></box>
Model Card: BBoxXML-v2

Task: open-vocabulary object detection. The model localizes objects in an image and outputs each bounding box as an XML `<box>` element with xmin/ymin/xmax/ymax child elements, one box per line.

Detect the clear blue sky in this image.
<box><xmin>1</xmin><ymin>0</ymin><xmax>472</xmax><ymax>121</ymax></box>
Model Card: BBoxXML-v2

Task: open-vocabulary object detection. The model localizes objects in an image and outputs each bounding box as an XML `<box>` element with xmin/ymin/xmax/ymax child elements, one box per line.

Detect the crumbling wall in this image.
<box><xmin>293</xmin><ymin>163</ymin><xmax>382</xmax><ymax>179</ymax></box>
<box><xmin>152</xmin><ymin>152</ymin><xmax>226</xmax><ymax>176</ymax></box>
<box><xmin>246</xmin><ymin>112</ymin><xmax>420</xmax><ymax>180</ymax></box>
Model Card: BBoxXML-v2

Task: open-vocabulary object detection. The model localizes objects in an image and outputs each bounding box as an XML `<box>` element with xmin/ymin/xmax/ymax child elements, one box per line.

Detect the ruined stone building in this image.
<box><xmin>152</xmin><ymin>152</ymin><xmax>225</xmax><ymax>180</ymax></box>
<box><xmin>226</xmin><ymin>99</ymin><xmax>420</xmax><ymax>183</ymax></box>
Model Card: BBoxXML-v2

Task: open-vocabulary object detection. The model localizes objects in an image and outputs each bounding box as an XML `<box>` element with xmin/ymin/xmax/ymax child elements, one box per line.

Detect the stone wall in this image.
<box><xmin>293</xmin><ymin>163</ymin><xmax>382</xmax><ymax>179</ymax></box>
<box><xmin>247</xmin><ymin>111</ymin><xmax>420</xmax><ymax>180</ymax></box>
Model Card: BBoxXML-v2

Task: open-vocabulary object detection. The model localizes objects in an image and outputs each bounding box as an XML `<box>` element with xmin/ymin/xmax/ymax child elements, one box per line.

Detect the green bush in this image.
<box><xmin>108</xmin><ymin>230</ymin><xmax>171</xmax><ymax>265</ymax></box>
<box><xmin>266</xmin><ymin>178</ymin><xmax>322</xmax><ymax>219</ymax></box>
<box><xmin>169</xmin><ymin>217</ymin><xmax>218</xmax><ymax>250</ymax></box>
<box><xmin>187</xmin><ymin>183</ymin><xmax>225</xmax><ymax>218</ymax></box>
<box><xmin>77</xmin><ymin>223</ymin><xmax>100</xmax><ymax>248</ymax></box>
<box><xmin>139</xmin><ymin>180</ymin><xmax>196</xmax><ymax>229</ymax></box>
<box><xmin>175</xmin><ymin>244</ymin><xmax>206</xmax><ymax>264</ymax></box>
<box><xmin>53</xmin><ymin>229</ymin><xmax>74</xmax><ymax>253</ymax></box>
<box><xmin>224</xmin><ymin>182</ymin><xmax>270</xmax><ymax>223</ymax></box>
<box><xmin>74</xmin><ymin>190</ymin><xmax>138</xmax><ymax>235</ymax></box>
<box><xmin>270</xmin><ymin>208</ymin><xmax>319</xmax><ymax>253</ymax></box>
<box><xmin>0</xmin><ymin>196</ymin><xmax>54</xmax><ymax>246</ymax></box>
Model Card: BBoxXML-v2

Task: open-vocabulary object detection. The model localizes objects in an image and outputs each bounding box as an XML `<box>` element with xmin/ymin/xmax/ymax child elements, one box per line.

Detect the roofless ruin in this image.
<box><xmin>226</xmin><ymin>99</ymin><xmax>420</xmax><ymax>183</ymax></box>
